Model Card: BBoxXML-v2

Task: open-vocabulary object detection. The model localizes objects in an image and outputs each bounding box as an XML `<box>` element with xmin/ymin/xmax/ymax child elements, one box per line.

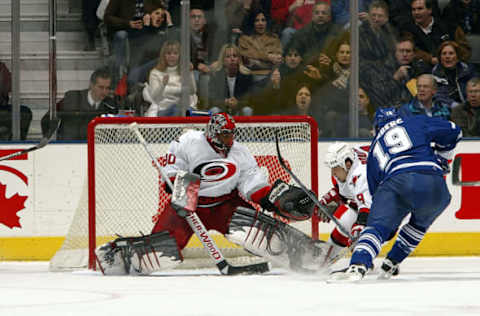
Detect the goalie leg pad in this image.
<box><xmin>226</xmin><ymin>207</ymin><xmax>330</xmax><ymax>273</ymax></box>
<box><xmin>96</xmin><ymin>231</ymin><xmax>182</xmax><ymax>275</ymax></box>
<box><xmin>129</xmin><ymin>231</ymin><xmax>182</xmax><ymax>275</ymax></box>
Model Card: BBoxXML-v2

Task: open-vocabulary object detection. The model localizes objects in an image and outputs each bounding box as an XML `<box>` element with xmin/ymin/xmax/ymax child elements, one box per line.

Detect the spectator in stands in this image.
<box><xmin>331</xmin><ymin>0</ymin><xmax>373</xmax><ymax>27</ymax></box>
<box><xmin>286</xmin><ymin>2</ymin><xmax>344</xmax><ymax>65</ymax></box>
<box><xmin>127</xmin><ymin>4</ymin><xmax>174</xmax><ymax>86</ymax></box>
<box><xmin>398</xmin><ymin>74</ymin><xmax>451</xmax><ymax>119</ymax></box>
<box><xmin>0</xmin><ymin>60</ymin><xmax>10</xmax><ymax>107</ymax></box>
<box><xmin>451</xmin><ymin>77</ymin><xmax>480</xmax><ymax>136</ymax></box>
<box><xmin>163</xmin><ymin>0</ymin><xmax>215</xmax><ymax>26</ymax></box>
<box><xmin>41</xmin><ymin>67</ymin><xmax>118</xmax><ymax>140</ymax></box>
<box><xmin>282</xmin><ymin>82</ymin><xmax>313</xmax><ymax>116</ymax></box>
<box><xmin>83</xmin><ymin>0</ymin><xmax>101</xmax><ymax>51</ymax></box>
<box><xmin>399</xmin><ymin>0</ymin><xmax>471</xmax><ymax>66</ymax></box>
<box><xmin>0</xmin><ymin>61</ymin><xmax>32</xmax><ymax>140</ymax></box>
<box><xmin>103</xmin><ymin>0</ymin><xmax>164</xmax><ymax>77</ymax></box>
<box><xmin>335</xmin><ymin>88</ymin><xmax>374</xmax><ymax>138</ymax></box>
<box><xmin>207</xmin><ymin>43</ymin><xmax>254</xmax><ymax>116</ymax></box>
<box><xmin>359</xmin><ymin>1</ymin><xmax>397</xmax><ymax>66</ymax></box>
<box><xmin>238</xmin><ymin>9</ymin><xmax>283</xmax><ymax>82</ymax></box>
<box><xmin>276</xmin><ymin>0</ymin><xmax>316</xmax><ymax>47</ymax></box>
<box><xmin>251</xmin><ymin>46</ymin><xmax>308</xmax><ymax>114</ymax></box>
<box><xmin>305</xmin><ymin>41</ymin><xmax>351</xmax><ymax>137</ymax></box>
<box><xmin>361</xmin><ymin>35</ymin><xmax>431</xmax><ymax>110</ymax></box>
<box><xmin>387</xmin><ymin>0</ymin><xmax>441</xmax><ymax>29</ymax></box>
<box><xmin>432</xmin><ymin>41</ymin><xmax>478</xmax><ymax>107</ymax></box>
<box><xmin>189</xmin><ymin>7</ymin><xmax>226</xmax><ymax>101</ymax></box>
<box><xmin>442</xmin><ymin>0</ymin><xmax>480</xmax><ymax>35</ymax></box>
<box><xmin>225</xmin><ymin>0</ymin><xmax>272</xmax><ymax>43</ymax></box>
<box><xmin>142</xmin><ymin>40</ymin><xmax>198</xmax><ymax>117</ymax></box>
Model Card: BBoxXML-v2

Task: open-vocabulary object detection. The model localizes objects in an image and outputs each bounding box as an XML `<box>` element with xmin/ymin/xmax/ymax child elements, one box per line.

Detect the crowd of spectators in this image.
<box><xmin>4</xmin><ymin>0</ymin><xmax>480</xmax><ymax>140</ymax></box>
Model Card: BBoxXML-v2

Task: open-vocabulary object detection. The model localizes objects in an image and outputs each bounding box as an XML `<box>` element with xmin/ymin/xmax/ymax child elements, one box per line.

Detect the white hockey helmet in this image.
<box><xmin>324</xmin><ymin>142</ymin><xmax>354</xmax><ymax>171</ymax></box>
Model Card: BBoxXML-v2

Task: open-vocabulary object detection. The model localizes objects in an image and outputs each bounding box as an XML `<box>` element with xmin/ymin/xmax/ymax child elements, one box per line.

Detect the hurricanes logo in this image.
<box><xmin>193</xmin><ymin>161</ymin><xmax>237</xmax><ymax>182</ymax></box>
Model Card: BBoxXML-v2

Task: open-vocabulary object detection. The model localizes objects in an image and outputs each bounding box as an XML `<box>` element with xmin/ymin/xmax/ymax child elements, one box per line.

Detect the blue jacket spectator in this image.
<box><xmin>398</xmin><ymin>74</ymin><xmax>451</xmax><ymax>120</ymax></box>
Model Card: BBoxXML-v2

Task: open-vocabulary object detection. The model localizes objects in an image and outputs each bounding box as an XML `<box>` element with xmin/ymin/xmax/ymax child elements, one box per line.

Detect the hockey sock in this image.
<box><xmin>350</xmin><ymin>226</ymin><xmax>383</xmax><ymax>269</ymax></box>
<box><xmin>386</xmin><ymin>222</ymin><xmax>426</xmax><ymax>264</ymax></box>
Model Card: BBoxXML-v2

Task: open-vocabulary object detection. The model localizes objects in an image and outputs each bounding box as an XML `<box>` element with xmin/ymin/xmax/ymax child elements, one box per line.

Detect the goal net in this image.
<box><xmin>49</xmin><ymin>115</ymin><xmax>319</xmax><ymax>271</ymax></box>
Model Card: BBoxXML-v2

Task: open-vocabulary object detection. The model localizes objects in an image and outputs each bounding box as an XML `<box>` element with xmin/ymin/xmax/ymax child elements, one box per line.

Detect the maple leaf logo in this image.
<box><xmin>0</xmin><ymin>182</ymin><xmax>27</xmax><ymax>229</ymax></box>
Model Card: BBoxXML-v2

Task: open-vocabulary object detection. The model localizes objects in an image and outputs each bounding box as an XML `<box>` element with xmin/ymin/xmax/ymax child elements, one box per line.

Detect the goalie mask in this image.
<box><xmin>324</xmin><ymin>142</ymin><xmax>354</xmax><ymax>171</ymax></box>
<box><xmin>206</xmin><ymin>112</ymin><xmax>236</xmax><ymax>157</ymax></box>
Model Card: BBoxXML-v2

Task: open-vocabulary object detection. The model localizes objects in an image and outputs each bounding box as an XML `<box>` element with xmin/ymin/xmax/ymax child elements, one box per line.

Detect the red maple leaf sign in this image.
<box><xmin>0</xmin><ymin>182</ymin><xmax>27</xmax><ymax>229</ymax></box>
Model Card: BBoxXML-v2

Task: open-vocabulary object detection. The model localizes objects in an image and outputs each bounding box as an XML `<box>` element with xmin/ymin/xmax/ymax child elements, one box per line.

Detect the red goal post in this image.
<box><xmin>49</xmin><ymin>115</ymin><xmax>319</xmax><ymax>271</ymax></box>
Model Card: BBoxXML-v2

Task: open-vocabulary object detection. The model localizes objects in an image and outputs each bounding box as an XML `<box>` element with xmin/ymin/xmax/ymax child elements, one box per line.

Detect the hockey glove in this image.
<box><xmin>349</xmin><ymin>209</ymin><xmax>369</xmax><ymax>246</ymax></box>
<box><xmin>435</xmin><ymin>155</ymin><xmax>450</xmax><ymax>175</ymax></box>
<box><xmin>317</xmin><ymin>188</ymin><xmax>341</xmax><ymax>223</ymax></box>
<box><xmin>260</xmin><ymin>179</ymin><xmax>315</xmax><ymax>221</ymax></box>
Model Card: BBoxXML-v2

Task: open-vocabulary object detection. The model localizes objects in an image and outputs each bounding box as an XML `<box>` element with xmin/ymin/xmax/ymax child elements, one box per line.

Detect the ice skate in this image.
<box><xmin>327</xmin><ymin>264</ymin><xmax>367</xmax><ymax>283</ymax></box>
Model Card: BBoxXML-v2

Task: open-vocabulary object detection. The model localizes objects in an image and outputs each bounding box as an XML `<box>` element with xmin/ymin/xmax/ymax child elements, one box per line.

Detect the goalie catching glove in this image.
<box><xmin>260</xmin><ymin>179</ymin><xmax>315</xmax><ymax>221</ymax></box>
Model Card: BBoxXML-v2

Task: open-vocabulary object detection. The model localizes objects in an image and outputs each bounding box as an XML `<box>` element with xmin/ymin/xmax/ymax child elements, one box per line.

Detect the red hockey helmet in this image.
<box><xmin>206</xmin><ymin>113</ymin><xmax>236</xmax><ymax>157</ymax></box>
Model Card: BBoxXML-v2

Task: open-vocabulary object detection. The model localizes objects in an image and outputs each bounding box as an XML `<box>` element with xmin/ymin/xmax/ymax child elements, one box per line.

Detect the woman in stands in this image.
<box><xmin>143</xmin><ymin>40</ymin><xmax>198</xmax><ymax>116</ymax></box>
<box><xmin>238</xmin><ymin>9</ymin><xmax>283</xmax><ymax>82</ymax></box>
<box><xmin>432</xmin><ymin>40</ymin><xmax>478</xmax><ymax>108</ymax></box>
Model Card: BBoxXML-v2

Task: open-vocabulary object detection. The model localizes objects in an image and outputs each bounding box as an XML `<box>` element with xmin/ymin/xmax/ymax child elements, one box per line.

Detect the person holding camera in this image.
<box><xmin>103</xmin><ymin>0</ymin><xmax>166</xmax><ymax>77</ymax></box>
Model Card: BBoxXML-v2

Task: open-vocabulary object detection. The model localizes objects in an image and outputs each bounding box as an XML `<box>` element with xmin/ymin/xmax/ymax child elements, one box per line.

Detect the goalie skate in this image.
<box><xmin>226</xmin><ymin>207</ymin><xmax>329</xmax><ymax>273</ymax></box>
<box><xmin>96</xmin><ymin>231</ymin><xmax>182</xmax><ymax>275</ymax></box>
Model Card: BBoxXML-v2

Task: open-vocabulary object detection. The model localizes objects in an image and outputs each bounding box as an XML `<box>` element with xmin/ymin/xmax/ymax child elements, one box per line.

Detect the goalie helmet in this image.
<box><xmin>206</xmin><ymin>112</ymin><xmax>236</xmax><ymax>157</ymax></box>
<box><xmin>324</xmin><ymin>142</ymin><xmax>354</xmax><ymax>171</ymax></box>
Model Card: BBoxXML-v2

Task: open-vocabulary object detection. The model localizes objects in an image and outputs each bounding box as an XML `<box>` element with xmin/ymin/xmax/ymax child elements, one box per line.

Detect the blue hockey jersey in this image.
<box><xmin>367</xmin><ymin>115</ymin><xmax>462</xmax><ymax>195</ymax></box>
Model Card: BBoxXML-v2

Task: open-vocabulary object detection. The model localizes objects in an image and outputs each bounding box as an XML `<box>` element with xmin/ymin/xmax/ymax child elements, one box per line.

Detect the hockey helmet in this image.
<box><xmin>373</xmin><ymin>107</ymin><xmax>400</xmax><ymax>132</ymax></box>
<box><xmin>324</xmin><ymin>142</ymin><xmax>354</xmax><ymax>171</ymax></box>
<box><xmin>206</xmin><ymin>112</ymin><xmax>236</xmax><ymax>156</ymax></box>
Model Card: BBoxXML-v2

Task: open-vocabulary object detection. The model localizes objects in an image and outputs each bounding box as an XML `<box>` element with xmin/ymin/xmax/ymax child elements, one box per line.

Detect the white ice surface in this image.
<box><xmin>1</xmin><ymin>257</ymin><xmax>480</xmax><ymax>316</ymax></box>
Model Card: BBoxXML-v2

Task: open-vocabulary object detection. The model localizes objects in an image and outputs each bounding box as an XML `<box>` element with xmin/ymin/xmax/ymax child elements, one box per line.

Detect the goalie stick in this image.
<box><xmin>274</xmin><ymin>132</ymin><xmax>353</xmax><ymax>240</ymax></box>
<box><xmin>0</xmin><ymin>119</ymin><xmax>61</xmax><ymax>162</ymax></box>
<box><xmin>129</xmin><ymin>122</ymin><xmax>270</xmax><ymax>275</ymax></box>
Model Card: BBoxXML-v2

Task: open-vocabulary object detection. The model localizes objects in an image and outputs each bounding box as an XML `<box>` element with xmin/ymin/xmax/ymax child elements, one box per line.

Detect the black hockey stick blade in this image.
<box><xmin>0</xmin><ymin>119</ymin><xmax>61</xmax><ymax>162</ymax></box>
<box><xmin>452</xmin><ymin>156</ymin><xmax>480</xmax><ymax>186</ymax></box>
<box><xmin>274</xmin><ymin>132</ymin><xmax>353</xmax><ymax>239</ymax></box>
<box><xmin>223</xmin><ymin>261</ymin><xmax>270</xmax><ymax>275</ymax></box>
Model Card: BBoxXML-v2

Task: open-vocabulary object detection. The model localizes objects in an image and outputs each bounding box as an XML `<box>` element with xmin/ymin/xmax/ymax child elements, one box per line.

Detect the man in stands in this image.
<box><xmin>329</xmin><ymin>107</ymin><xmax>462</xmax><ymax>282</ymax></box>
<box><xmin>96</xmin><ymin>112</ymin><xmax>326</xmax><ymax>275</ymax></box>
<box><xmin>451</xmin><ymin>77</ymin><xmax>480</xmax><ymax>136</ymax></box>
<box><xmin>398</xmin><ymin>74</ymin><xmax>451</xmax><ymax>120</ymax></box>
<box><xmin>399</xmin><ymin>0</ymin><xmax>471</xmax><ymax>66</ymax></box>
<box><xmin>41</xmin><ymin>67</ymin><xmax>118</xmax><ymax>140</ymax></box>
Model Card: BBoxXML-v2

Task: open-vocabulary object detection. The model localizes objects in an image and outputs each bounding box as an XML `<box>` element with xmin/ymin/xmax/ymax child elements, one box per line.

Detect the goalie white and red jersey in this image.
<box><xmin>329</xmin><ymin>146</ymin><xmax>372</xmax><ymax>246</ymax></box>
<box><xmin>152</xmin><ymin>129</ymin><xmax>271</xmax><ymax>252</ymax></box>
<box><xmin>164</xmin><ymin>130</ymin><xmax>269</xmax><ymax>200</ymax></box>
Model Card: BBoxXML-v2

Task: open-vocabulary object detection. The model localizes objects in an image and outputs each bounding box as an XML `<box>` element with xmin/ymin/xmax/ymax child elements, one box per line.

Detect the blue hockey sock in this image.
<box><xmin>350</xmin><ymin>226</ymin><xmax>383</xmax><ymax>269</ymax></box>
<box><xmin>387</xmin><ymin>223</ymin><xmax>426</xmax><ymax>264</ymax></box>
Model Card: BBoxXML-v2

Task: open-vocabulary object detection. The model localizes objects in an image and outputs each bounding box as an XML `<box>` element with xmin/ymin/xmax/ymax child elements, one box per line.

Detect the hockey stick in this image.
<box><xmin>274</xmin><ymin>132</ymin><xmax>353</xmax><ymax>240</ymax></box>
<box><xmin>129</xmin><ymin>122</ymin><xmax>270</xmax><ymax>275</ymax></box>
<box><xmin>0</xmin><ymin>119</ymin><xmax>61</xmax><ymax>162</ymax></box>
<box><xmin>452</xmin><ymin>156</ymin><xmax>480</xmax><ymax>186</ymax></box>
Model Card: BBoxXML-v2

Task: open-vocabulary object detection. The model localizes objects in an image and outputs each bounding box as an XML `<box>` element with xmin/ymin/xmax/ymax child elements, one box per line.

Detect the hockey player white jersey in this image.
<box><xmin>334</xmin><ymin>147</ymin><xmax>372</xmax><ymax>213</ymax></box>
<box><xmin>163</xmin><ymin>130</ymin><xmax>269</xmax><ymax>200</ymax></box>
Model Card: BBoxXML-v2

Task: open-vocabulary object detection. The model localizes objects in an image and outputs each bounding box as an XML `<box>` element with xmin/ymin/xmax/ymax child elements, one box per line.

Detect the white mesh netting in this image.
<box><xmin>49</xmin><ymin>116</ymin><xmax>317</xmax><ymax>271</ymax></box>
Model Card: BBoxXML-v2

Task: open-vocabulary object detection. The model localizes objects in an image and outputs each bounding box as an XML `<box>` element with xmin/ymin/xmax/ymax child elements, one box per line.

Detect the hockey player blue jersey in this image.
<box><xmin>367</xmin><ymin>113</ymin><xmax>462</xmax><ymax>195</ymax></box>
